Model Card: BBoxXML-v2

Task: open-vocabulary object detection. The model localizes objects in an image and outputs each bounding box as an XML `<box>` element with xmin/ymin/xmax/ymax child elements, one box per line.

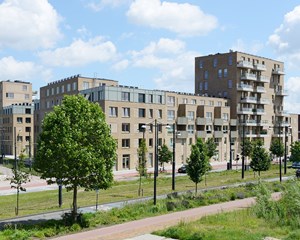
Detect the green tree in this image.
<box><xmin>205</xmin><ymin>138</ymin><xmax>217</xmax><ymax>159</ymax></box>
<box><xmin>8</xmin><ymin>149</ymin><xmax>30</xmax><ymax>216</ymax></box>
<box><xmin>250</xmin><ymin>139</ymin><xmax>270</xmax><ymax>176</ymax></box>
<box><xmin>243</xmin><ymin>138</ymin><xmax>253</xmax><ymax>158</ymax></box>
<box><xmin>158</xmin><ymin>143</ymin><xmax>172</xmax><ymax>171</ymax></box>
<box><xmin>270</xmin><ymin>138</ymin><xmax>284</xmax><ymax>159</ymax></box>
<box><xmin>137</xmin><ymin>138</ymin><xmax>147</xmax><ymax>196</ymax></box>
<box><xmin>186</xmin><ymin>139</ymin><xmax>209</xmax><ymax>194</ymax></box>
<box><xmin>34</xmin><ymin>95</ymin><xmax>117</xmax><ymax>221</ymax></box>
<box><xmin>290</xmin><ymin>141</ymin><xmax>300</xmax><ymax>163</ymax></box>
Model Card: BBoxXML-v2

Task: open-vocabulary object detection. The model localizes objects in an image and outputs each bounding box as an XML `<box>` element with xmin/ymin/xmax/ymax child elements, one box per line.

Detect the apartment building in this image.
<box><xmin>36</xmin><ymin>75</ymin><xmax>234</xmax><ymax>171</ymax></box>
<box><xmin>195</xmin><ymin>51</ymin><xmax>294</xmax><ymax>152</ymax></box>
<box><xmin>0</xmin><ymin>80</ymin><xmax>34</xmax><ymax>157</ymax></box>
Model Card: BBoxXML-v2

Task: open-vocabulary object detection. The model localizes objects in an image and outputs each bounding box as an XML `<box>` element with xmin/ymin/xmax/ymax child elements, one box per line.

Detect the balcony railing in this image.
<box><xmin>237</xmin><ymin>61</ymin><xmax>253</xmax><ymax>68</ymax></box>
<box><xmin>254</xmin><ymin>63</ymin><xmax>267</xmax><ymax>71</ymax></box>
<box><xmin>272</xmin><ymin>68</ymin><xmax>285</xmax><ymax>75</ymax></box>
<box><xmin>255</xmin><ymin>86</ymin><xmax>266</xmax><ymax>93</ymax></box>
<box><xmin>241</xmin><ymin>73</ymin><xmax>257</xmax><ymax>81</ymax></box>
<box><xmin>241</xmin><ymin>96</ymin><xmax>257</xmax><ymax>103</ymax></box>
<box><xmin>275</xmin><ymin>90</ymin><xmax>288</xmax><ymax>96</ymax></box>
<box><xmin>257</xmin><ymin>75</ymin><xmax>269</xmax><ymax>83</ymax></box>
<box><xmin>257</xmin><ymin>98</ymin><xmax>270</xmax><ymax>104</ymax></box>
<box><xmin>237</xmin><ymin>84</ymin><xmax>253</xmax><ymax>91</ymax></box>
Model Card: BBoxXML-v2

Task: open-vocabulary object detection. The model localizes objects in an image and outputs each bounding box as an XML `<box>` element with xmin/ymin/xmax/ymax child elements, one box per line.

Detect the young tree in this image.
<box><xmin>137</xmin><ymin>138</ymin><xmax>147</xmax><ymax>196</ymax></box>
<box><xmin>270</xmin><ymin>138</ymin><xmax>284</xmax><ymax>160</ymax></box>
<box><xmin>8</xmin><ymin>149</ymin><xmax>30</xmax><ymax>215</ymax></box>
<box><xmin>186</xmin><ymin>139</ymin><xmax>209</xmax><ymax>194</ymax></box>
<box><xmin>34</xmin><ymin>95</ymin><xmax>117</xmax><ymax>221</ymax></box>
<box><xmin>243</xmin><ymin>138</ymin><xmax>253</xmax><ymax>167</ymax></box>
<box><xmin>290</xmin><ymin>141</ymin><xmax>300</xmax><ymax>163</ymax></box>
<box><xmin>158</xmin><ymin>143</ymin><xmax>172</xmax><ymax>171</ymax></box>
<box><xmin>250</xmin><ymin>139</ymin><xmax>270</xmax><ymax>176</ymax></box>
<box><xmin>205</xmin><ymin>138</ymin><xmax>217</xmax><ymax>159</ymax></box>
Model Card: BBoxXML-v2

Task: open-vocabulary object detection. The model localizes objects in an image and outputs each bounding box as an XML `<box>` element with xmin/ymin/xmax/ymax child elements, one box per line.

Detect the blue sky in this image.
<box><xmin>1</xmin><ymin>0</ymin><xmax>300</xmax><ymax>112</ymax></box>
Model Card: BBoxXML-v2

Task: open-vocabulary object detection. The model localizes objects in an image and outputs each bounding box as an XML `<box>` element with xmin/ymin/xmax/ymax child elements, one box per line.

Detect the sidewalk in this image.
<box><xmin>52</xmin><ymin>192</ymin><xmax>281</xmax><ymax>240</ymax></box>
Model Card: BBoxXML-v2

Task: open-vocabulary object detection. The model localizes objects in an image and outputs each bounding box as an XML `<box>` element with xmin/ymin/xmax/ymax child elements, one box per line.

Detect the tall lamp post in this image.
<box><xmin>284</xmin><ymin>125</ymin><xmax>292</xmax><ymax>175</ymax></box>
<box><xmin>241</xmin><ymin>122</ymin><xmax>245</xmax><ymax>179</ymax></box>
<box><xmin>172</xmin><ymin>123</ymin><xmax>181</xmax><ymax>191</ymax></box>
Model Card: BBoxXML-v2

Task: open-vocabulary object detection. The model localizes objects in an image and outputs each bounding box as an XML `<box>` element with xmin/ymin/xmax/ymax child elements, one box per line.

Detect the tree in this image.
<box><xmin>34</xmin><ymin>95</ymin><xmax>117</xmax><ymax>221</ymax></box>
<box><xmin>186</xmin><ymin>139</ymin><xmax>209</xmax><ymax>194</ymax></box>
<box><xmin>8</xmin><ymin>149</ymin><xmax>30</xmax><ymax>215</ymax></box>
<box><xmin>205</xmin><ymin>138</ymin><xmax>217</xmax><ymax>159</ymax></box>
<box><xmin>242</xmin><ymin>138</ymin><xmax>253</xmax><ymax>167</ymax></box>
<box><xmin>158</xmin><ymin>143</ymin><xmax>172</xmax><ymax>171</ymax></box>
<box><xmin>137</xmin><ymin>138</ymin><xmax>147</xmax><ymax>196</ymax></box>
<box><xmin>290</xmin><ymin>141</ymin><xmax>300</xmax><ymax>163</ymax></box>
<box><xmin>250</xmin><ymin>139</ymin><xmax>270</xmax><ymax>176</ymax></box>
<box><xmin>270</xmin><ymin>138</ymin><xmax>284</xmax><ymax>159</ymax></box>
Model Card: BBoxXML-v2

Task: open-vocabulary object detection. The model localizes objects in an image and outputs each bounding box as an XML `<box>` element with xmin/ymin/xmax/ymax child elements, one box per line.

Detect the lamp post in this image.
<box><xmin>241</xmin><ymin>122</ymin><xmax>245</xmax><ymax>179</ymax></box>
<box><xmin>270</xmin><ymin>122</ymin><xmax>283</xmax><ymax>182</ymax></box>
<box><xmin>171</xmin><ymin>123</ymin><xmax>181</xmax><ymax>191</ymax></box>
<box><xmin>284</xmin><ymin>126</ymin><xmax>292</xmax><ymax>175</ymax></box>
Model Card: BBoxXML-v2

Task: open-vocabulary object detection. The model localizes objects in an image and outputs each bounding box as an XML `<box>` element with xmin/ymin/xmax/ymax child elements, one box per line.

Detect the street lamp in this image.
<box><xmin>241</xmin><ymin>122</ymin><xmax>245</xmax><ymax>179</ymax></box>
<box><xmin>284</xmin><ymin>125</ymin><xmax>292</xmax><ymax>174</ymax></box>
<box><xmin>172</xmin><ymin>123</ymin><xmax>181</xmax><ymax>191</ymax></box>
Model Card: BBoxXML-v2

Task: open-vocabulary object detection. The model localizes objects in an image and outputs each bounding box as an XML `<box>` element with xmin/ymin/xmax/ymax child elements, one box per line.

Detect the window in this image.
<box><xmin>223</xmin><ymin>91</ymin><xmax>228</xmax><ymax>98</ymax></box>
<box><xmin>188</xmin><ymin>111</ymin><xmax>194</xmax><ymax>120</ymax></box>
<box><xmin>158</xmin><ymin>109</ymin><xmax>162</xmax><ymax>119</ymax></box>
<box><xmin>122</xmin><ymin>107</ymin><xmax>130</xmax><ymax>117</ymax></box>
<box><xmin>204</xmin><ymin>81</ymin><xmax>208</xmax><ymax>90</ymax></box>
<box><xmin>191</xmin><ymin>99</ymin><xmax>196</xmax><ymax>104</ymax></box>
<box><xmin>109</xmin><ymin>107</ymin><xmax>118</xmax><ymax>117</ymax></box>
<box><xmin>228</xmin><ymin>55</ymin><xmax>233</xmax><ymax>65</ymax></box>
<box><xmin>17</xmin><ymin>117</ymin><xmax>22</xmax><ymax>123</ymax></box>
<box><xmin>223</xmin><ymin>125</ymin><xmax>228</xmax><ymax>133</ymax></box>
<box><xmin>122</xmin><ymin>155</ymin><xmax>130</xmax><ymax>169</ymax></box>
<box><xmin>122</xmin><ymin>123</ymin><xmax>130</xmax><ymax>132</ymax></box>
<box><xmin>24</xmin><ymin>94</ymin><xmax>29</xmax><ymax>99</ymax></box>
<box><xmin>138</xmin><ymin>108</ymin><xmax>146</xmax><ymax>118</ymax></box>
<box><xmin>67</xmin><ymin>84</ymin><xmax>71</xmax><ymax>92</ymax></box>
<box><xmin>22</xmin><ymin>85</ymin><xmax>27</xmax><ymax>91</ymax></box>
<box><xmin>206</xmin><ymin>112</ymin><xmax>212</xmax><ymax>120</ymax></box>
<box><xmin>121</xmin><ymin>92</ymin><xmax>130</xmax><ymax>101</ymax></box>
<box><xmin>122</xmin><ymin>139</ymin><xmax>130</xmax><ymax>148</ymax></box>
<box><xmin>206</xmin><ymin>125</ymin><xmax>212</xmax><ymax>133</ymax></box>
<box><xmin>25</xmin><ymin>127</ymin><xmax>31</xmax><ymax>132</ymax></box>
<box><xmin>218</xmin><ymin>69</ymin><xmax>222</xmax><ymax>78</ymax></box>
<box><xmin>224</xmin><ymin>68</ymin><xmax>228</xmax><ymax>77</ymax></box>
<box><xmin>138</xmin><ymin>93</ymin><xmax>145</xmax><ymax>103</ymax></box>
<box><xmin>204</xmin><ymin>70</ymin><xmax>208</xmax><ymax>79</ymax></box>
<box><xmin>199</xmin><ymin>60</ymin><xmax>203</xmax><ymax>68</ymax></box>
<box><xmin>167</xmin><ymin>96</ymin><xmax>175</xmax><ymax>106</ymax></box>
<box><xmin>51</xmin><ymin>88</ymin><xmax>54</xmax><ymax>95</ymax></box>
<box><xmin>6</xmin><ymin>93</ymin><xmax>14</xmax><ymax>98</ymax></box>
<box><xmin>199</xmin><ymin>82</ymin><xmax>203</xmax><ymax>91</ymax></box>
<box><xmin>83</xmin><ymin>81</ymin><xmax>90</xmax><ymax>90</ymax></box>
<box><xmin>61</xmin><ymin>85</ymin><xmax>65</xmax><ymax>93</ymax></box>
<box><xmin>73</xmin><ymin>82</ymin><xmax>77</xmax><ymax>91</ymax></box>
<box><xmin>148</xmin><ymin>94</ymin><xmax>153</xmax><ymax>103</ymax></box>
<box><xmin>209</xmin><ymin>101</ymin><xmax>214</xmax><ymax>106</ymax></box>
<box><xmin>158</xmin><ymin>95</ymin><xmax>163</xmax><ymax>104</ymax></box>
<box><xmin>149</xmin><ymin>138</ymin><xmax>153</xmax><ymax>147</ymax></box>
<box><xmin>17</xmin><ymin>135</ymin><xmax>23</xmax><ymax>142</ymax></box>
<box><xmin>46</xmin><ymin>89</ymin><xmax>49</xmax><ymax>96</ymax></box>
<box><xmin>26</xmin><ymin>136</ymin><xmax>30</xmax><ymax>142</ymax></box>
<box><xmin>200</xmin><ymin>100</ymin><xmax>205</xmax><ymax>105</ymax></box>
<box><xmin>25</xmin><ymin>108</ymin><xmax>31</xmax><ymax>114</ymax></box>
<box><xmin>228</xmin><ymin>80</ymin><xmax>232</xmax><ymax>89</ymax></box>
<box><xmin>223</xmin><ymin>113</ymin><xmax>229</xmax><ymax>121</ymax></box>
<box><xmin>56</xmin><ymin>86</ymin><xmax>60</xmax><ymax>94</ymax></box>
<box><xmin>188</xmin><ymin>125</ymin><xmax>194</xmax><ymax>134</ymax></box>
<box><xmin>217</xmin><ymin>101</ymin><xmax>222</xmax><ymax>106</ymax></box>
<box><xmin>149</xmin><ymin>109</ymin><xmax>153</xmax><ymax>118</ymax></box>
<box><xmin>183</xmin><ymin>98</ymin><xmax>188</xmax><ymax>104</ymax></box>
<box><xmin>167</xmin><ymin>110</ymin><xmax>175</xmax><ymax>120</ymax></box>
<box><xmin>213</xmin><ymin>58</ymin><xmax>218</xmax><ymax>67</ymax></box>
<box><xmin>25</xmin><ymin>117</ymin><xmax>31</xmax><ymax>123</ymax></box>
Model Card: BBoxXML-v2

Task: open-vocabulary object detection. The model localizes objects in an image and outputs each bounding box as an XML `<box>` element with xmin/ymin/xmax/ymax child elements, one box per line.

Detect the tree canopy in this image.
<box><xmin>205</xmin><ymin>138</ymin><xmax>217</xmax><ymax>159</ymax></box>
<box><xmin>250</xmin><ymin>139</ymin><xmax>270</xmax><ymax>176</ymax></box>
<box><xmin>290</xmin><ymin>141</ymin><xmax>300</xmax><ymax>163</ymax></box>
<box><xmin>158</xmin><ymin>143</ymin><xmax>172</xmax><ymax>170</ymax></box>
<box><xmin>270</xmin><ymin>138</ymin><xmax>284</xmax><ymax>157</ymax></box>
<box><xmin>34</xmin><ymin>95</ymin><xmax>117</xmax><ymax>220</ymax></box>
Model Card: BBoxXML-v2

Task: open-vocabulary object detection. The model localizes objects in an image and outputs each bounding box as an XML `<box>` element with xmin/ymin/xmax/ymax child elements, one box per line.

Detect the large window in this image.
<box><xmin>109</xmin><ymin>107</ymin><xmax>118</xmax><ymax>117</ymax></box>
<box><xmin>213</xmin><ymin>58</ymin><xmax>218</xmax><ymax>67</ymax></box>
<box><xmin>204</xmin><ymin>81</ymin><xmax>208</xmax><ymax>90</ymax></box>
<box><xmin>17</xmin><ymin>117</ymin><xmax>22</xmax><ymax>123</ymax></box>
<box><xmin>224</xmin><ymin>68</ymin><xmax>228</xmax><ymax>77</ymax></box>
<box><xmin>204</xmin><ymin>70</ymin><xmax>209</xmax><ymax>79</ymax></box>
<box><xmin>121</xmin><ymin>92</ymin><xmax>130</xmax><ymax>101</ymax></box>
<box><xmin>228</xmin><ymin>79</ymin><xmax>232</xmax><ymax>89</ymax></box>
<box><xmin>228</xmin><ymin>55</ymin><xmax>233</xmax><ymax>65</ymax></box>
<box><xmin>122</xmin><ymin>155</ymin><xmax>130</xmax><ymax>169</ymax></box>
<box><xmin>122</xmin><ymin>139</ymin><xmax>130</xmax><ymax>148</ymax></box>
<box><xmin>158</xmin><ymin>109</ymin><xmax>162</xmax><ymax>119</ymax></box>
<box><xmin>167</xmin><ymin>110</ymin><xmax>175</xmax><ymax>120</ymax></box>
<box><xmin>218</xmin><ymin>69</ymin><xmax>222</xmax><ymax>78</ymax></box>
<box><xmin>67</xmin><ymin>84</ymin><xmax>71</xmax><ymax>92</ymax></box>
<box><xmin>149</xmin><ymin>109</ymin><xmax>153</xmax><ymax>118</ymax></box>
<box><xmin>73</xmin><ymin>82</ymin><xmax>77</xmax><ymax>91</ymax></box>
<box><xmin>138</xmin><ymin>93</ymin><xmax>145</xmax><ymax>103</ymax></box>
<box><xmin>83</xmin><ymin>81</ymin><xmax>90</xmax><ymax>90</ymax></box>
<box><xmin>187</xmin><ymin>111</ymin><xmax>194</xmax><ymax>120</ymax></box>
<box><xmin>122</xmin><ymin>107</ymin><xmax>130</xmax><ymax>117</ymax></box>
<box><xmin>6</xmin><ymin>93</ymin><xmax>14</xmax><ymax>99</ymax></box>
<box><xmin>122</xmin><ymin>123</ymin><xmax>130</xmax><ymax>132</ymax></box>
<box><xmin>199</xmin><ymin>60</ymin><xmax>203</xmax><ymax>68</ymax></box>
<box><xmin>138</xmin><ymin>108</ymin><xmax>146</xmax><ymax>118</ymax></box>
<box><xmin>167</xmin><ymin>96</ymin><xmax>175</xmax><ymax>106</ymax></box>
<box><xmin>188</xmin><ymin>125</ymin><xmax>194</xmax><ymax>134</ymax></box>
<box><xmin>206</xmin><ymin>112</ymin><xmax>212</xmax><ymax>120</ymax></box>
<box><xmin>22</xmin><ymin>85</ymin><xmax>27</xmax><ymax>91</ymax></box>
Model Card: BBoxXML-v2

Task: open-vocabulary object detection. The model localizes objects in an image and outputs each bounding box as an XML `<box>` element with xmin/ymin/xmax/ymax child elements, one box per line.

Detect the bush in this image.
<box><xmin>166</xmin><ymin>201</ymin><xmax>177</xmax><ymax>211</ymax></box>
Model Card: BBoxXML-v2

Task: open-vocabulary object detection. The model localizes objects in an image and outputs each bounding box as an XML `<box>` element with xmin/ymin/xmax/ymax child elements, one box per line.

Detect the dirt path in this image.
<box><xmin>52</xmin><ymin>192</ymin><xmax>281</xmax><ymax>240</ymax></box>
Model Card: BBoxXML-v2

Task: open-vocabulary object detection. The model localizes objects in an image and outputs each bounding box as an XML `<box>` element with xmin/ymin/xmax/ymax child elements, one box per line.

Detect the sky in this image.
<box><xmin>1</xmin><ymin>0</ymin><xmax>300</xmax><ymax>112</ymax></box>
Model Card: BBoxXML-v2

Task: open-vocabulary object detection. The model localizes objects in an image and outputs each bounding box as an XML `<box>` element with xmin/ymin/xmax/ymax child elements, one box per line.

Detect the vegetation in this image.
<box><xmin>250</xmin><ymin>139</ymin><xmax>270</xmax><ymax>176</ymax></box>
<box><xmin>137</xmin><ymin>138</ymin><xmax>147</xmax><ymax>196</ymax></box>
<box><xmin>290</xmin><ymin>141</ymin><xmax>300</xmax><ymax>163</ymax></box>
<box><xmin>34</xmin><ymin>95</ymin><xmax>117</xmax><ymax>221</ymax></box>
<box><xmin>158</xmin><ymin>143</ymin><xmax>172</xmax><ymax>171</ymax></box>
<box><xmin>270</xmin><ymin>138</ymin><xmax>284</xmax><ymax>158</ymax></box>
<box><xmin>186</xmin><ymin>139</ymin><xmax>210</xmax><ymax>194</ymax></box>
<box><xmin>205</xmin><ymin>138</ymin><xmax>217</xmax><ymax>159</ymax></box>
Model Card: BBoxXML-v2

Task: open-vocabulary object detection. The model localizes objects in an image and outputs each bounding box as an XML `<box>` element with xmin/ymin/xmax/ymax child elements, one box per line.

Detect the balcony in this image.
<box><xmin>257</xmin><ymin>98</ymin><xmax>270</xmax><ymax>104</ymax></box>
<box><xmin>245</xmin><ymin>131</ymin><xmax>258</xmax><ymax>137</ymax></box>
<box><xmin>196</xmin><ymin>117</ymin><xmax>213</xmax><ymax>125</ymax></box>
<box><xmin>275</xmin><ymin>110</ymin><xmax>289</xmax><ymax>116</ymax></box>
<box><xmin>237</xmin><ymin>61</ymin><xmax>253</xmax><ymax>69</ymax></box>
<box><xmin>281</xmin><ymin>121</ymin><xmax>291</xmax><ymax>127</ymax></box>
<box><xmin>214</xmin><ymin>131</ymin><xmax>224</xmax><ymax>138</ymax></box>
<box><xmin>237</xmin><ymin>108</ymin><xmax>253</xmax><ymax>114</ymax></box>
<box><xmin>243</xmin><ymin>119</ymin><xmax>258</xmax><ymax>126</ymax></box>
<box><xmin>177</xmin><ymin>117</ymin><xmax>188</xmax><ymax>125</ymax></box>
<box><xmin>230</xmin><ymin>130</ymin><xmax>238</xmax><ymax>138</ymax></box>
<box><xmin>237</xmin><ymin>84</ymin><xmax>253</xmax><ymax>92</ymax></box>
<box><xmin>257</xmin><ymin>75</ymin><xmax>270</xmax><ymax>83</ymax></box>
<box><xmin>254</xmin><ymin>63</ymin><xmax>267</xmax><ymax>71</ymax></box>
<box><xmin>214</xmin><ymin>118</ymin><xmax>226</xmax><ymax>125</ymax></box>
<box><xmin>272</xmin><ymin>68</ymin><xmax>285</xmax><ymax>75</ymax></box>
<box><xmin>197</xmin><ymin>131</ymin><xmax>213</xmax><ymax>138</ymax></box>
<box><xmin>253</xmin><ymin>108</ymin><xmax>265</xmax><ymax>115</ymax></box>
<box><xmin>257</xmin><ymin>120</ymin><xmax>269</xmax><ymax>126</ymax></box>
<box><xmin>230</xmin><ymin>119</ymin><xmax>237</xmax><ymax>126</ymax></box>
<box><xmin>177</xmin><ymin>131</ymin><xmax>188</xmax><ymax>138</ymax></box>
<box><xmin>241</xmin><ymin>96</ymin><xmax>257</xmax><ymax>103</ymax></box>
<box><xmin>275</xmin><ymin>90</ymin><xmax>288</xmax><ymax>96</ymax></box>
<box><xmin>255</xmin><ymin>86</ymin><xmax>266</xmax><ymax>93</ymax></box>
<box><xmin>241</xmin><ymin>73</ymin><xmax>257</xmax><ymax>81</ymax></box>
<box><xmin>259</xmin><ymin>130</ymin><xmax>268</xmax><ymax>137</ymax></box>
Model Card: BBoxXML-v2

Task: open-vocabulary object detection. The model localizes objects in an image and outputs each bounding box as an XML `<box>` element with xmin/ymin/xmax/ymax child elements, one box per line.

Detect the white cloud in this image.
<box><xmin>285</xmin><ymin>76</ymin><xmax>300</xmax><ymax>113</ymax></box>
<box><xmin>128</xmin><ymin>38</ymin><xmax>199</xmax><ymax>92</ymax></box>
<box><xmin>38</xmin><ymin>37</ymin><xmax>117</xmax><ymax>67</ymax></box>
<box><xmin>0</xmin><ymin>56</ymin><xmax>52</xmax><ymax>86</ymax></box>
<box><xmin>112</xmin><ymin>59</ymin><xmax>130</xmax><ymax>71</ymax></box>
<box><xmin>87</xmin><ymin>0</ymin><xmax>131</xmax><ymax>12</ymax></box>
<box><xmin>0</xmin><ymin>0</ymin><xmax>62</xmax><ymax>50</ymax></box>
<box><xmin>231</xmin><ymin>39</ymin><xmax>264</xmax><ymax>55</ymax></box>
<box><xmin>126</xmin><ymin>0</ymin><xmax>218</xmax><ymax>36</ymax></box>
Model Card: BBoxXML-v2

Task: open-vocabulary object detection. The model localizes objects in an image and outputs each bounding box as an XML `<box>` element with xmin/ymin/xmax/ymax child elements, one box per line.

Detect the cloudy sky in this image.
<box><xmin>1</xmin><ymin>0</ymin><xmax>300</xmax><ymax>112</ymax></box>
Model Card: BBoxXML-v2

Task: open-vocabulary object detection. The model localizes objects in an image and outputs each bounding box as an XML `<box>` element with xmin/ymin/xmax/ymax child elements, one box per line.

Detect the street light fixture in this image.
<box><xmin>284</xmin><ymin>125</ymin><xmax>292</xmax><ymax>174</ymax></box>
<box><xmin>172</xmin><ymin>123</ymin><xmax>181</xmax><ymax>191</ymax></box>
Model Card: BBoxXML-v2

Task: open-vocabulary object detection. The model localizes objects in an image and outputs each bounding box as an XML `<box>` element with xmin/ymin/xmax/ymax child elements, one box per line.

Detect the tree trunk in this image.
<box><xmin>195</xmin><ymin>183</ymin><xmax>198</xmax><ymax>195</ymax></box>
<box><xmin>258</xmin><ymin>171</ymin><xmax>261</xmax><ymax>176</ymax></box>
<box><xmin>16</xmin><ymin>187</ymin><xmax>19</xmax><ymax>216</ymax></box>
<box><xmin>72</xmin><ymin>185</ymin><xmax>78</xmax><ymax>222</ymax></box>
<box><xmin>138</xmin><ymin>174</ymin><xmax>142</xmax><ymax>196</ymax></box>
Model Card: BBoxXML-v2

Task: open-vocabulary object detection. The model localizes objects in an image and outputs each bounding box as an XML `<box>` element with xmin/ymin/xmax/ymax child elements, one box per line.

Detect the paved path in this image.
<box><xmin>52</xmin><ymin>192</ymin><xmax>281</xmax><ymax>240</ymax></box>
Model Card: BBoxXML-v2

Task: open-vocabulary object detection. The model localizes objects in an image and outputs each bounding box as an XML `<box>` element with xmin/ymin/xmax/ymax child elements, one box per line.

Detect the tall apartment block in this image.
<box><xmin>0</xmin><ymin>80</ymin><xmax>34</xmax><ymax>157</ymax></box>
<box><xmin>36</xmin><ymin>75</ymin><xmax>234</xmax><ymax>171</ymax></box>
<box><xmin>195</xmin><ymin>51</ymin><xmax>296</xmax><ymax>154</ymax></box>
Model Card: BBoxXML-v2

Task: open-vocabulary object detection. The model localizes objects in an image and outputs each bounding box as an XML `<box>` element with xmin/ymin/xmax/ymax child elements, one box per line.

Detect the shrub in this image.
<box><xmin>166</xmin><ymin>201</ymin><xmax>177</xmax><ymax>211</ymax></box>
<box><xmin>236</xmin><ymin>192</ymin><xmax>246</xmax><ymax>199</ymax></box>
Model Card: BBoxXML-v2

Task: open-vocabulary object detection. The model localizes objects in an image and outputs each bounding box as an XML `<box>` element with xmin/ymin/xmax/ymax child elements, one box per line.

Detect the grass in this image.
<box><xmin>154</xmin><ymin>209</ymin><xmax>296</xmax><ymax>240</ymax></box>
<box><xmin>0</xmin><ymin>164</ymin><xmax>296</xmax><ymax>219</ymax></box>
